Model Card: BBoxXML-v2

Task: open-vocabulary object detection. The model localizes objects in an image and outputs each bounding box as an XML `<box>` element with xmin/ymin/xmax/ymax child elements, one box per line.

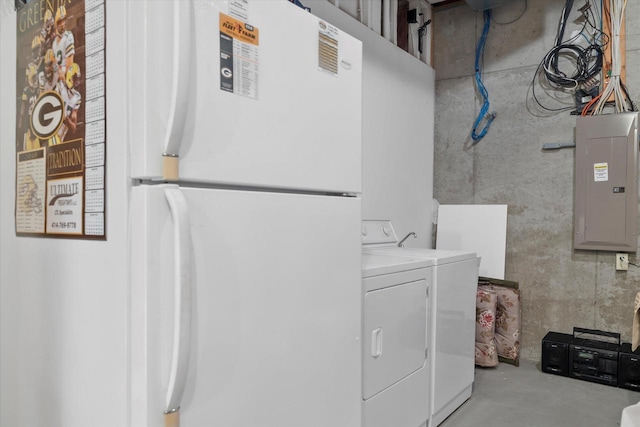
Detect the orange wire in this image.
<box><xmin>582</xmin><ymin>93</ymin><xmax>602</xmax><ymax>116</ymax></box>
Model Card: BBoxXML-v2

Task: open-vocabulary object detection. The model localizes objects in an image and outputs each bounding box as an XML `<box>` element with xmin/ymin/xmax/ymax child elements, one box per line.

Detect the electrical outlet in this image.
<box><xmin>616</xmin><ymin>253</ymin><xmax>629</xmax><ymax>271</ymax></box>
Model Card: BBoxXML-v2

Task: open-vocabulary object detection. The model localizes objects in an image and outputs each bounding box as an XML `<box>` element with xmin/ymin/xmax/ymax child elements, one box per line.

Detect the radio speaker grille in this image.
<box><xmin>542</xmin><ymin>332</ymin><xmax>572</xmax><ymax>377</ymax></box>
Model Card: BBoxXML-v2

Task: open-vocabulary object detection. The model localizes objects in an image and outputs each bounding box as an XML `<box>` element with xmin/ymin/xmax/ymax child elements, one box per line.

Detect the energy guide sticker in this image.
<box><xmin>318</xmin><ymin>20</ymin><xmax>339</xmax><ymax>75</ymax></box>
<box><xmin>219</xmin><ymin>13</ymin><xmax>259</xmax><ymax>100</ymax></box>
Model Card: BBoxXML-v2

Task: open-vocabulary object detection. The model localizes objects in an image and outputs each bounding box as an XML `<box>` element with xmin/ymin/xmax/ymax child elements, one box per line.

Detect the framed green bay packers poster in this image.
<box><xmin>15</xmin><ymin>0</ymin><xmax>106</xmax><ymax>239</ymax></box>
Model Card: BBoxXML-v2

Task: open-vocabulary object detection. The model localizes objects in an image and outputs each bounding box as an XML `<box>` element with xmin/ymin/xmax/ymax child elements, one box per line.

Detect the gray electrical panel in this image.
<box><xmin>574</xmin><ymin>112</ymin><xmax>638</xmax><ymax>251</ymax></box>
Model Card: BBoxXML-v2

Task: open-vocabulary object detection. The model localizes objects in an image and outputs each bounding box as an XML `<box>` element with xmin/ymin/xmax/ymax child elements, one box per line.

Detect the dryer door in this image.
<box><xmin>363</xmin><ymin>278</ymin><xmax>427</xmax><ymax>400</ymax></box>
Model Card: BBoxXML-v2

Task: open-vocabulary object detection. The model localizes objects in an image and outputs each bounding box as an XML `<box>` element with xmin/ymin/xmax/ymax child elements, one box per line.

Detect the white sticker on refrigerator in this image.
<box><xmin>219</xmin><ymin>13</ymin><xmax>259</xmax><ymax>100</ymax></box>
<box><xmin>594</xmin><ymin>162</ymin><xmax>608</xmax><ymax>182</ymax></box>
<box><xmin>228</xmin><ymin>0</ymin><xmax>249</xmax><ymax>21</ymax></box>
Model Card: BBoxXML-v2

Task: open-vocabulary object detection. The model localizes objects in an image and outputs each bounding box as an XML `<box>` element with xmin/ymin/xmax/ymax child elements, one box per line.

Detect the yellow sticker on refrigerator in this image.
<box><xmin>219</xmin><ymin>13</ymin><xmax>259</xmax><ymax>100</ymax></box>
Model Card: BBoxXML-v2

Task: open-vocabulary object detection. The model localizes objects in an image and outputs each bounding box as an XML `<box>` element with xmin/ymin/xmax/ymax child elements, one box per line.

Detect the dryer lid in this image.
<box><xmin>365</xmin><ymin>247</ymin><xmax>477</xmax><ymax>265</ymax></box>
<box><xmin>361</xmin><ymin>253</ymin><xmax>432</xmax><ymax>277</ymax></box>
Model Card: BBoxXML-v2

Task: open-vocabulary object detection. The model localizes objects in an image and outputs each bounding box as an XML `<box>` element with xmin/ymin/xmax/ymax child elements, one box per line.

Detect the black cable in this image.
<box><xmin>584</xmin><ymin>6</ymin><xmax>609</xmax><ymax>46</ymax></box>
<box><xmin>543</xmin><ymin>1</ymin><xmax>602</xmax><ymax>89</ymax></box>
<box><xmin>531</xmin><ymin>0</ymin><xmax>605</xmax><ymax>112</ymax></box>
<box><xmin>530</xmin><ymin>62</ymin><xmax>575</xmax><ymax>112</ymax></box>
<box><xmin>541</xmin><ymin>43</ymin><xmax>603</xmax><ymax>89</ymax></box>
<box><xmin>492</xmin><ymin>0</ymin><xmax>527</xmax><ymax>25</ymax></box>
<box><xmin>554</xmin><ymin>0</ymin><xmax>574</xmax><ymax>46</ymax></box>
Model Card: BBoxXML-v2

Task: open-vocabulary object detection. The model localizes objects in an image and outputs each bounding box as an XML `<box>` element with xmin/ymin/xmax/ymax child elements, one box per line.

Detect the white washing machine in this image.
<box><xmin>362</xmin><ymin>220</ymin><xmax>478</xmax><ymax>427</ymax></box>
<box><xmin>361</xmin><ymin>228</ymin><xmax>433</xmax><ymax>427</ymax></box>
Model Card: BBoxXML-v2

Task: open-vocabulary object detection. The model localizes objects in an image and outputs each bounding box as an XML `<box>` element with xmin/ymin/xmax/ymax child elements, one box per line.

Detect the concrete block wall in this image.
<box><xmin>432</xmin><ymin>0</ymin><xmax>640</xmax><ymax>360</ymax></box>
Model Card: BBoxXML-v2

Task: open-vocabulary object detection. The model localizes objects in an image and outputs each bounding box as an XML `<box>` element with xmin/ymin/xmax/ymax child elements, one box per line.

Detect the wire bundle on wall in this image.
<box><xmin>584</xmin><ymin>0</ymin><xmax>636</xmax><ymax>115</ymax></box>
<box><xmin>532</xmin><ymin>0</ymin><xmax>607</xmax><ymax>113</ymax></box>
<box><xmin>542</xmin><ymin>0</ymin><xmax>603</xmax><ymax>90</ymax></box>
<box><xmin>471</xmin><ymin>10</ymin><xmax>496</xmax><ymax>143</ymax></box>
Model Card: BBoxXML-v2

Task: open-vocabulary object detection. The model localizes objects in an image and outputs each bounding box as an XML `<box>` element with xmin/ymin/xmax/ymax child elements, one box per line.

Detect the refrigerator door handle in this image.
<box><xmin>164</xmin><ymin>187</ymin><xmax>193</xmax><ymax>419</ymax></box>
<box><xmin>162</xmin><ymin>0</ymin><xmax>192</xmax><ymax>181</ymax></box>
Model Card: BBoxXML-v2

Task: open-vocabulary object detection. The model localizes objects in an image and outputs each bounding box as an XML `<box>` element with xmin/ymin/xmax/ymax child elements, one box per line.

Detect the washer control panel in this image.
<box><xmin>362</xmin><ymin>220</ymin><xmax>398</xmax><ymax>246</ymax></box>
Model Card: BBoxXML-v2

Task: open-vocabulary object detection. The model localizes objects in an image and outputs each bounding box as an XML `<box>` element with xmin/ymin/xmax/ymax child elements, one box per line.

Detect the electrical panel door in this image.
<box><xmin>574</xmin><ymin>113</ymin><xmax>639</xmax><ymax>251</ymax></box>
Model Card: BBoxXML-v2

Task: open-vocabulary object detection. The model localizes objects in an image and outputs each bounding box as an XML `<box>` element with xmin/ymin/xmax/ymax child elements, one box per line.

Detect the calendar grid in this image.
<box><xmin>82</xmin><ymin>0</ymin><xmax>107</xmax><ymax>239</ymax></box>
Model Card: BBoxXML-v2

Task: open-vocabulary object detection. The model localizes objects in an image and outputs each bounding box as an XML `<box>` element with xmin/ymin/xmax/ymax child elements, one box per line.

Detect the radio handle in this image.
<box><xmin>573</xmin><ymin>327</ymin><xmax>620</xmax><ymax>345</ymax></box>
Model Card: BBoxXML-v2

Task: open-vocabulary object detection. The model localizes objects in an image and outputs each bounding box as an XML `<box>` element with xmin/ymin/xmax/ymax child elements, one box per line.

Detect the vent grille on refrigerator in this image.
<box><xmin>318</xmin><ymin>33</ymin><xmax>338</xmax><ymax>75</ymax></box>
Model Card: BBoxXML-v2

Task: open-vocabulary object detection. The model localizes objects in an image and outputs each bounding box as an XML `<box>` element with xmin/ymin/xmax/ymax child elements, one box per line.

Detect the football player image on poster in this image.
<box><xmin>15</xmin><ymin>0</ymin><xmax>106</xmax><ymax>239</ymax></box>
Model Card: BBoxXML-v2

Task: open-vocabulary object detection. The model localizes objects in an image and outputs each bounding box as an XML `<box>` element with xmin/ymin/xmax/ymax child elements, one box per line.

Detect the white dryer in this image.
<box><xmin>361</xmin><ymin>230</ymin><xmax>433</xmax><ymax>427</ymax></box>
<box><xmin>362</xmin><ymin>220</ymin><xmax>478</xmax><ymax>427</ymax></box>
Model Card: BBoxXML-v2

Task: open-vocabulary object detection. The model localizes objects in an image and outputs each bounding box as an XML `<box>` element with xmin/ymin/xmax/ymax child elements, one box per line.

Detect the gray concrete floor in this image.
<box><xmin>440</xmin><ymin>360</ymin><xmax>640</xmax><ymax>427</ymax></box>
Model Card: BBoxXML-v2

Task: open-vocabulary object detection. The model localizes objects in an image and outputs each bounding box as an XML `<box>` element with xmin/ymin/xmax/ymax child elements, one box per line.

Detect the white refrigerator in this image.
<box><xmin>0</xmin><ymin>1</ymin><xmax>363</xmax><ymax>426</ymax></box>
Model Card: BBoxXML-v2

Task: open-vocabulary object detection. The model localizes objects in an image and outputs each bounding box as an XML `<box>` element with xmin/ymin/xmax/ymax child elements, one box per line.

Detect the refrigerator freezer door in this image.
<box><xmin>128</xmin><ymin>0</ymin><xmax>362</xmax><ymax>193</ymax></box>
<box><xmin>130</xmin><ymin>185</ymin><xmax>362</xmax><ymax>427</ymax></box>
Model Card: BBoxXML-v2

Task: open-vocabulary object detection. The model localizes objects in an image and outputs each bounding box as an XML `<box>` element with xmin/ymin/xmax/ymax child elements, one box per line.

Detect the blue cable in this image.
<box><xmin>471</xmin><ymin>9</ymin><xmax>496</xmax><ymax>143</ymax></box>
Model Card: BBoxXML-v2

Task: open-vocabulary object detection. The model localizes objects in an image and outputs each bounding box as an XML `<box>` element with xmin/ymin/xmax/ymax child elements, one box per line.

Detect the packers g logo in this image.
<box><xmin>221</xmin><ymin>67</ymin><xmax>232</xmax><ymax>78</ymax></box>
<box><xmin>30</xmin><ymin>91</ymin><xmax>64</xmax><ymax>139</ymax></box>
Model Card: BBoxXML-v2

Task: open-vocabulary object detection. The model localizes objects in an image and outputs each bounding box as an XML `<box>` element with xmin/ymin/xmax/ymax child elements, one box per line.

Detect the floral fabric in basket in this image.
<box><xmin>494</xmin><ymin>287</ymin><xmax>521</xmax><ymax>363</ymax></box>
<box><xmin>476</xmin><ymin>278</ymin><xmax>521</xmax><ymax>366</ymax></box>
<box><xmin>475</xmin><ymin>285</ymin><xmax>498</xmax><ymax>367</ymax></box>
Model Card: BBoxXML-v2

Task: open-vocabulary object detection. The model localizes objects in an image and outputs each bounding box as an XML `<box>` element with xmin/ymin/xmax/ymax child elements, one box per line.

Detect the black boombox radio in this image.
<box><xmin>569</xmin><ymin>328</ymin><xmax>619</xmax><ymax>386</ymax></box>
<box><xmin>542</xmin><ymin>327</ymin><xmax>623</xmax><ymax>387</ymax></box>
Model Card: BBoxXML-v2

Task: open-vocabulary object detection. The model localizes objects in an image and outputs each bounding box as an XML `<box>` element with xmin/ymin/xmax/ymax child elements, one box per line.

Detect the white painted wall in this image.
<box><xmin>311</xmin><ymin>1</ymin><xmax>436</xmax><ymax>248</ymax></box>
